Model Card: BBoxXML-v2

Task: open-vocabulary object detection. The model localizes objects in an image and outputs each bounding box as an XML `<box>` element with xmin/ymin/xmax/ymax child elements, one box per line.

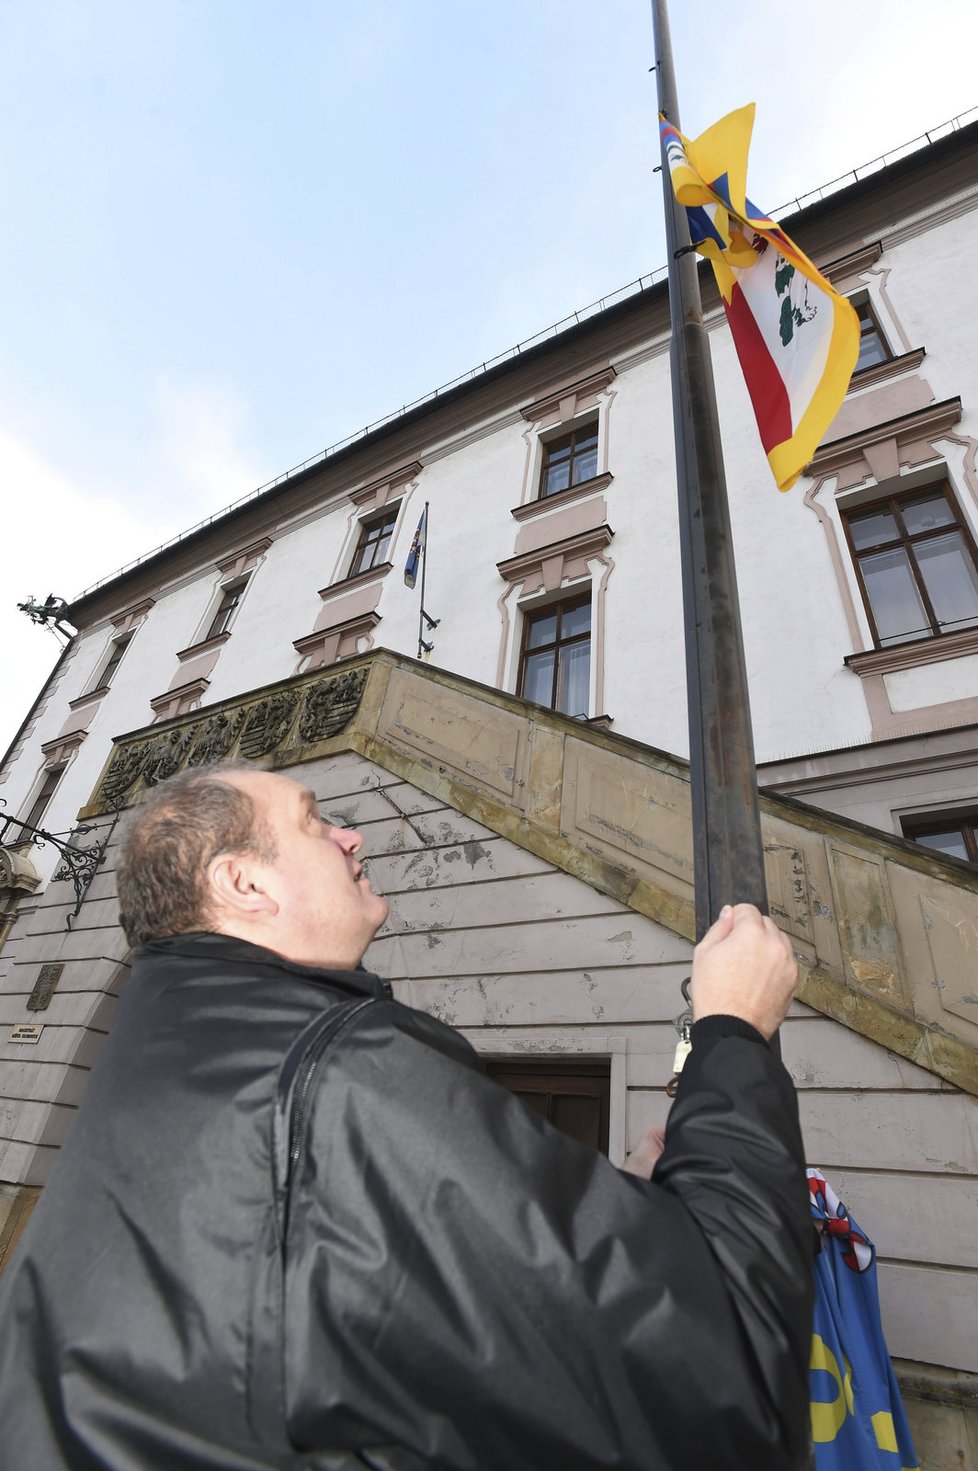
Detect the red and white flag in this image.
<box><xmin>661</xmin><ymin>104</ymin><xmax>859</xmax><ymax>491</ymax></box>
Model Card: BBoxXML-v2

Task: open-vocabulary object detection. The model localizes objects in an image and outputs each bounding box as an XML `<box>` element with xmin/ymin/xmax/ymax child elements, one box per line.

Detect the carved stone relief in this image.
<box><xmin>94</xmin><ymin>666</ymin><xmax>368</xmax><ymax>812</ymax></box>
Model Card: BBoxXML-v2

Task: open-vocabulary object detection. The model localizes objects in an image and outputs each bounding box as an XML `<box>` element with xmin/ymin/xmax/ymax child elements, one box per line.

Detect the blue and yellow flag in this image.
<box><xmin>808</xmin><ymin>1171</ymin><xmax>918</xmax><ymax>1471</ymax></box>
<box><xmin>661</xmin><ymin>105</ymin><xmax>859</xmax><ymax>490</ymax></box>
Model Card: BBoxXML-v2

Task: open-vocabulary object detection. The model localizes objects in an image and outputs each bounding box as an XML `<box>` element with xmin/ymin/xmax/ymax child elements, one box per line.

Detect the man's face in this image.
<box><xmin>228</xmin><ymin>770</ymin><xmax>389</xmax><ymax>969</ymax></box>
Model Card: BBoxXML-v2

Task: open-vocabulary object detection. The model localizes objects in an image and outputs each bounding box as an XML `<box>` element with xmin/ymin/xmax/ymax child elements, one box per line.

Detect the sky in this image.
<box><xmin>2</xmin><ymin>0</ymin><xmax>976</xmax><ymax>758</ymax></box>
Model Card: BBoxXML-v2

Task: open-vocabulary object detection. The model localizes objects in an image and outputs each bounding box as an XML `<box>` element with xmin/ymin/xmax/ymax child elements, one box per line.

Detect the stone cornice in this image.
<box><xmin>845</xmin><ymin>625</ymin><xmax>978</xmax><ymax>676</ymax></box>
<box><xmin>67</xmin><ymin>686</ymin><xmax>109</xmax><ymax>712</ymax></box>
<box><xmin>174</xmin><ymin>631</ymin><xmax>231</xmax><ymax>663</ymax></box>
<box><xmin>111</xmin><ymin>597</ymin><xmax>156</xmax><ymax>631</ymax></box>
<box><xmin>348</xmin><ymin>462</ymin><xmax>422</xmax><ymax>507</ymax></box>
<box><xmin>846</xmin><ymin>346</ymin><xmax>926</xmax><ymax>394</ymax></box>
<box><xmin>821</xmin><ymin>240</ymin><xmax>884</xmax><ymax>283</ymax></box>
<box><xmin>510</xmin><ymin>472</ymin><xmax>613</xmax><ymax>521</ymax></box>
<box><xmin>520</xmin><ymin>367</ymin><xmax>616</xmax><ymax>425</ymax></box>
<box><xmin>317</xmin><ymin>563</ymin><xmax>393</xmax><ymax>602</ymax></box>
<box><xmin>808</xmin><ymin>396</ymin><xmax>963</xmax><ymax>476</ymax></box>
<box><xmin>149</xmin><ymin>679</ymin><xmax>211</xmax><ymax>719</ymax></box>
<box><xmin>293</xmin><ymin>612</ymin><xmax>381</xmax><ymax>654</ymax></box>
<box><xmin>496</xmin><ymin>524</ymin><xmax>614</xmax><ymax>583</ymax></box>
<box><xmin>215</xmin><ymin>537</ymin><xmax>272</xmax><ymax>577</ymax></box>
<box><xmin>39</xmin><ymin>731</ymin><xmax>86</xmax><ymax>763</ymax></box>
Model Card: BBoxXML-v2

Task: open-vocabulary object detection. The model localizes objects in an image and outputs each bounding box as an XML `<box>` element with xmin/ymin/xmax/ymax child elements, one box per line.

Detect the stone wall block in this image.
<box><xmin>799</xmin><ymin>1090</ymin><xmax>978</xmax><ymax>1175</ymax></box>
<box><xmin>562</xmin><ymin>738</ymin><xmax>694</xmax><ymax>912</ymax></box>
<box><xmin>377</xmin><ymin>667</ymin><xmax>530</xmax><ymax>810</ymax></box>
<box><xmin>825</xmin><ymin>841</ymin><xmax>910</xmax><ymax>1006</ymax></box>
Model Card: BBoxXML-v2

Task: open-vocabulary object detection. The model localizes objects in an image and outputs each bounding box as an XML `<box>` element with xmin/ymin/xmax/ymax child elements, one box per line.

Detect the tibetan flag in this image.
<box><xmin>661</xmin><ymin>105</ymin><xmax>859</xmax><ymax>491</ymax></box>
<box><xmin>807</xmin><ymin>1171</ymin><xmax>919</xmax><ymax>1470</ymax></box>
<box><xmin>403</xmin><ymin>507</ymin><xmax>427</xmax><ymax>589</ymax></box>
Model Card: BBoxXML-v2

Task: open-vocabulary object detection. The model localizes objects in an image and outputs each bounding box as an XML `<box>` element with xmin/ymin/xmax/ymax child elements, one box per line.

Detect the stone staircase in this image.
<box><xmin>83</xmin><ymin>647</ymin><xmax>978</xmax><ymax>1098</ymax></box>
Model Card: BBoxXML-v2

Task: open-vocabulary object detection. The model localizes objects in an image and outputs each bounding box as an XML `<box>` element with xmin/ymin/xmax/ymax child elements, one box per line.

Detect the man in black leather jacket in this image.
<box><xmin>0</xmin><ymin>759</ymin><xmax>812</xmax><ymax>1469</ymax></box>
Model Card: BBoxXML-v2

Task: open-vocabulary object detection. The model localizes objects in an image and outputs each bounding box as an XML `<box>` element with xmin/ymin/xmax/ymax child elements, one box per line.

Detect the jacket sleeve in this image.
<box><xmin>282</xmin><ymin>999</ymin><xmax>812</xmax><ymax>1471</ymax></box>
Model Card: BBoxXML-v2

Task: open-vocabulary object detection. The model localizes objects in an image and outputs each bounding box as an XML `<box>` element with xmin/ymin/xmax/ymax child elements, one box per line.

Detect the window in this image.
<box><xmin>903</xmin><ymin>813</ymin><xmax>978</xmax><ymax>865</ymax></box>
<box><xmin>89</xmin><ymin>632</ymin><xmax>133</xmax><ymax>693</ymax></box>
<box><xmin>205</xmin><ymin>580</ymin><xmax>247</xmax><ymax>641</ymax></box>
<box><xmin>853</xmin><ymin>299</ymin><xmax>890</xmax><ymax>372</ymax></box>
<box><xmin>2</xmin><ymin>765</ymin><xmax>66</xmax><ymax>846</ymax></box>
<box><xmin>518</xmin><ymin>593</ymin><xmax>591</xmax><ymax>717</ymax></box>
<box><xmin>842</xmin><ymin>484</ymin><xmax>978</xmax><ymax>647</ymax></box>
<box><xmin>485</xmin><ymin>1060</ymin><xmax>610</xmax><ymax>1153</ymax></box>
<box><xmin>539</xmin><ymin>421</ymin><xmax>599</xmax><ymax>499</ymax></box>
<box><xmin>349</xmin><ymin>509</ymin><xmax>399</xmax><ymax>577</ymax></box>
<box><xmin>22</xmin><ymin>767</ymin><xmax>64</xmax><ymax>833</ymax></box>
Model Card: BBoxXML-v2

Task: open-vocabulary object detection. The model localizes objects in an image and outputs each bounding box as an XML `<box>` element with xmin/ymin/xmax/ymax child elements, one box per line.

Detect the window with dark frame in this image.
<box><xmin>842</xmin><ymin>484</ymin><xmax>978</xmax><ymax>647</ymax></box>
<box><xmin>205</xmin><ymin>580</ymin><xmax>248</xmax><ymax>642</ymax></box>
<box><xmin>2</xmin><ymin>765</ymin><xmax>66</xmax><ymax>846</ymax></box>
<box><xmin>89</xmin><ymin>632</ymin><xmax>133</xmax><ymax>693</ymax></box>
<box><xmin>538</xmin><ymin>421</ymin><xmax>599</xmax><ymax>499</ymax></box>
<box><xmin>518</xmin><ymin>593</ymin><xmax>591</xmax><ymax>718</ymax></box>
<box><xmin>853</xmin><ymin>299</ymin><xmax>890</xmax><ymax>372</ymax></box>
<box><xmin>349</xmin><ymin>508</ymin><xmax>399</xmax><ymax>577</ymax></box>
<box><xmin>485</xmin><ymin>1059</ymin><xmax>611</xmax><ymax>1154</ymax></box>
<box><xmin>902</xmin><ymin>813</ymin><xmax>978</xmax><ymax>866</ymax></box>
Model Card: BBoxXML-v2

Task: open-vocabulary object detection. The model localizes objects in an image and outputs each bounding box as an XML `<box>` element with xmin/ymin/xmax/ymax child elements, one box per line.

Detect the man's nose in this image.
<box><xmin>330</xmin><ymin>826</ymin><xmax>363</xmax><ymax>856</ymax></box>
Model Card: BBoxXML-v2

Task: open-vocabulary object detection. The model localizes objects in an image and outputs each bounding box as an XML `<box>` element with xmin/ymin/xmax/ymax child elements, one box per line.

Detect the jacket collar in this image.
<box><xmin>137</xmin><ymin>931</ymin><xmax>387</xmax><ymax>999</ymax></box>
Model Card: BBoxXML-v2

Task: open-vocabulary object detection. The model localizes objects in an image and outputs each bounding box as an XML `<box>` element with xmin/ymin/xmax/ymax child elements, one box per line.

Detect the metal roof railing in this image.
<box><xmin>769</xmin><ymin>105</ymin><xmax>978</xmax><ymax>219</ymax></box>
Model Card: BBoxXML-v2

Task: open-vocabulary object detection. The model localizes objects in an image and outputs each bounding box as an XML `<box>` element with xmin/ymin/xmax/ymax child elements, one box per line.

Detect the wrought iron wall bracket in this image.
<box><xmin>0</xmin><ymin>804</ymin><xmax>122</xmax><ymax>929</ymax></box>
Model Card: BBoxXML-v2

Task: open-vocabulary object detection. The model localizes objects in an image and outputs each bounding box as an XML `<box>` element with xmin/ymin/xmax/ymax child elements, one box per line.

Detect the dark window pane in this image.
<box><xmin>901</xmin><ymin>494</ymin><xmax>956</xmax><ymax>536</ymax></box>
<box><xmin>523</xmin><ymin>650</ymin><xmax>555</xmax><ymax>705</ymax></box>
<box><xmin>561</xmin><ymin>601</ymin><xmax>591</xmax><ymax>639</ymax></box>
<box><xmin>914</xmin><ymin>830</ymin><xmax>970</xmax><ymax>862</ymax></box>
<box><xmin>526</xmin><ymin>612</ymin><xmax>558</xmax><ymax>650</ymax></box>
<box><xmin>520</xmin><ymin>594</ymin><xmax>592</xmax><ymax>717</ymax></box>
<box><xmin>23</xmin><ymin>768</ymin><xmax>64</xmax><ymax>834</ymax></box>
<box><xmin>854</xmin><ymin>302</ymin><xmax>888</xmax><ymax>371</ymax></box>
<box><xmin>571</xmin><ymin>445</ymin><xmax>598</xmax><ymax>484</ymax></box>
<box><xmin>539</xmin><ymin>423</ymin><xmax>599</xmax><ymax>499</ymax></box>
<box><xmin>861</xmin><ymin>548</ymin><xmax>930</xmax><ymax>644</ymax></box>
<box><xmin>207</xmin><ymin>584</ymin><xmax>244</xmax><ymax>640</ymax></box>
<box><xmin>95</xmin><ymin>634</ymin><xmax>132</xmax><ymax>690</ymax></box>
<box><xmin>350</xmin><ymin>511</ymin><xmax>398</xmax><ymax>576</ymax></box>
<box><xmin>848</xmin><ymin>509</ymin><xmax>898</xmax><ymax>550</ymax></box>
<box><xmin>544</xmin><ymin>461</ymin><xmax>571</xmax><ymax>497</ymax></box>
<box><xmin>846</xmin><ymin>484</ymin><xmax>978</xmax><ymax>648</ymax></box>
<box><xmin>915</xmin><ymin>532</ymin><xmax>978</xmax><ymax>632</ymax></box>
<box><xmin>556</xmin><ymin>641</ymin><xmax>590</xmax><ymax>717</ymax></box>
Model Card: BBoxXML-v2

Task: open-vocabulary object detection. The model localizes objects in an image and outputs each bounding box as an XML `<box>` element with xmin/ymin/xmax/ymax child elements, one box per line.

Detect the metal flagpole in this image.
<box><xmin>650</xmin><ymin>0</ymin><xmax>768</xmax><ymax>942</ymax></box>
<box><xmin>416</xmin><ymin>502</ymin><xmax>438</xmax><ymax>660</ymax></box>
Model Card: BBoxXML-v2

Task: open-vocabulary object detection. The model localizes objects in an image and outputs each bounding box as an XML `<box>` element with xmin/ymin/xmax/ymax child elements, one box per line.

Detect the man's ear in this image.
<box><xmin>207</xmin><ymin>851</ymin><xmax>279</xmax><ymax>921</ymax></box>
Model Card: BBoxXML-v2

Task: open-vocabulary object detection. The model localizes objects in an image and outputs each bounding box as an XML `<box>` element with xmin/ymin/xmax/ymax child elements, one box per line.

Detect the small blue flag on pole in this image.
<box><xmin>404</xmin><ymin>507</ymin><xmax>427</xmax><ymax>589</ymax></box>
<box><xmin>807</xmin><ymin>1171</ymin><xmax>918</xmax><ymax>1470</ymax></box>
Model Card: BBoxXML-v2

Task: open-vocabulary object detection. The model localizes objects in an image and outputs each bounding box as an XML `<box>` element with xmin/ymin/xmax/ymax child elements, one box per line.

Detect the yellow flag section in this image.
<box><xmin>660</xmin><ymin>105</ymin><xmax>859</xmax><ymax>491</ymax></box>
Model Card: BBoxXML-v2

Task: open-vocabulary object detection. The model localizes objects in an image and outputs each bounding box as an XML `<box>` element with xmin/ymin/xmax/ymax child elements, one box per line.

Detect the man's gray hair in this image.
<box><xmin>117</xmin><ymin>760</ymin><xmax>277</xmax><ymax>947</ymax></box>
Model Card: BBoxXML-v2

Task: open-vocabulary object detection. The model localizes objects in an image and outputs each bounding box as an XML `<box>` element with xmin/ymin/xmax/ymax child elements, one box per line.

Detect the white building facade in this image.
<box><xmin>5</xmin><ymin>122</ymin><xmax>978</xmax><ymax>870</ymax></box>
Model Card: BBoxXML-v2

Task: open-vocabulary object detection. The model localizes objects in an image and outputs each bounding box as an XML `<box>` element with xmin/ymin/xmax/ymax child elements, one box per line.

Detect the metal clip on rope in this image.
<box><xmin>665</xmin><ymin>976</ymin><xmax>693</xmax><ymax>1098</ymax></box>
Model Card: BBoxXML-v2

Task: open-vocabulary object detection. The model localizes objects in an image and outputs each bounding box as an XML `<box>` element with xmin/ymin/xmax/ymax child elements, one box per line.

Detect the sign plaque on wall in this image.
<box><xmin>9</xmin><ymin>1024</ymin><xmax>43</xmax><ymax>1044</ymax></box>
<box><xmin>27</xmin><ymin>962</ymin><xmax>64</xmax><ymax>1012</ymax></box>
